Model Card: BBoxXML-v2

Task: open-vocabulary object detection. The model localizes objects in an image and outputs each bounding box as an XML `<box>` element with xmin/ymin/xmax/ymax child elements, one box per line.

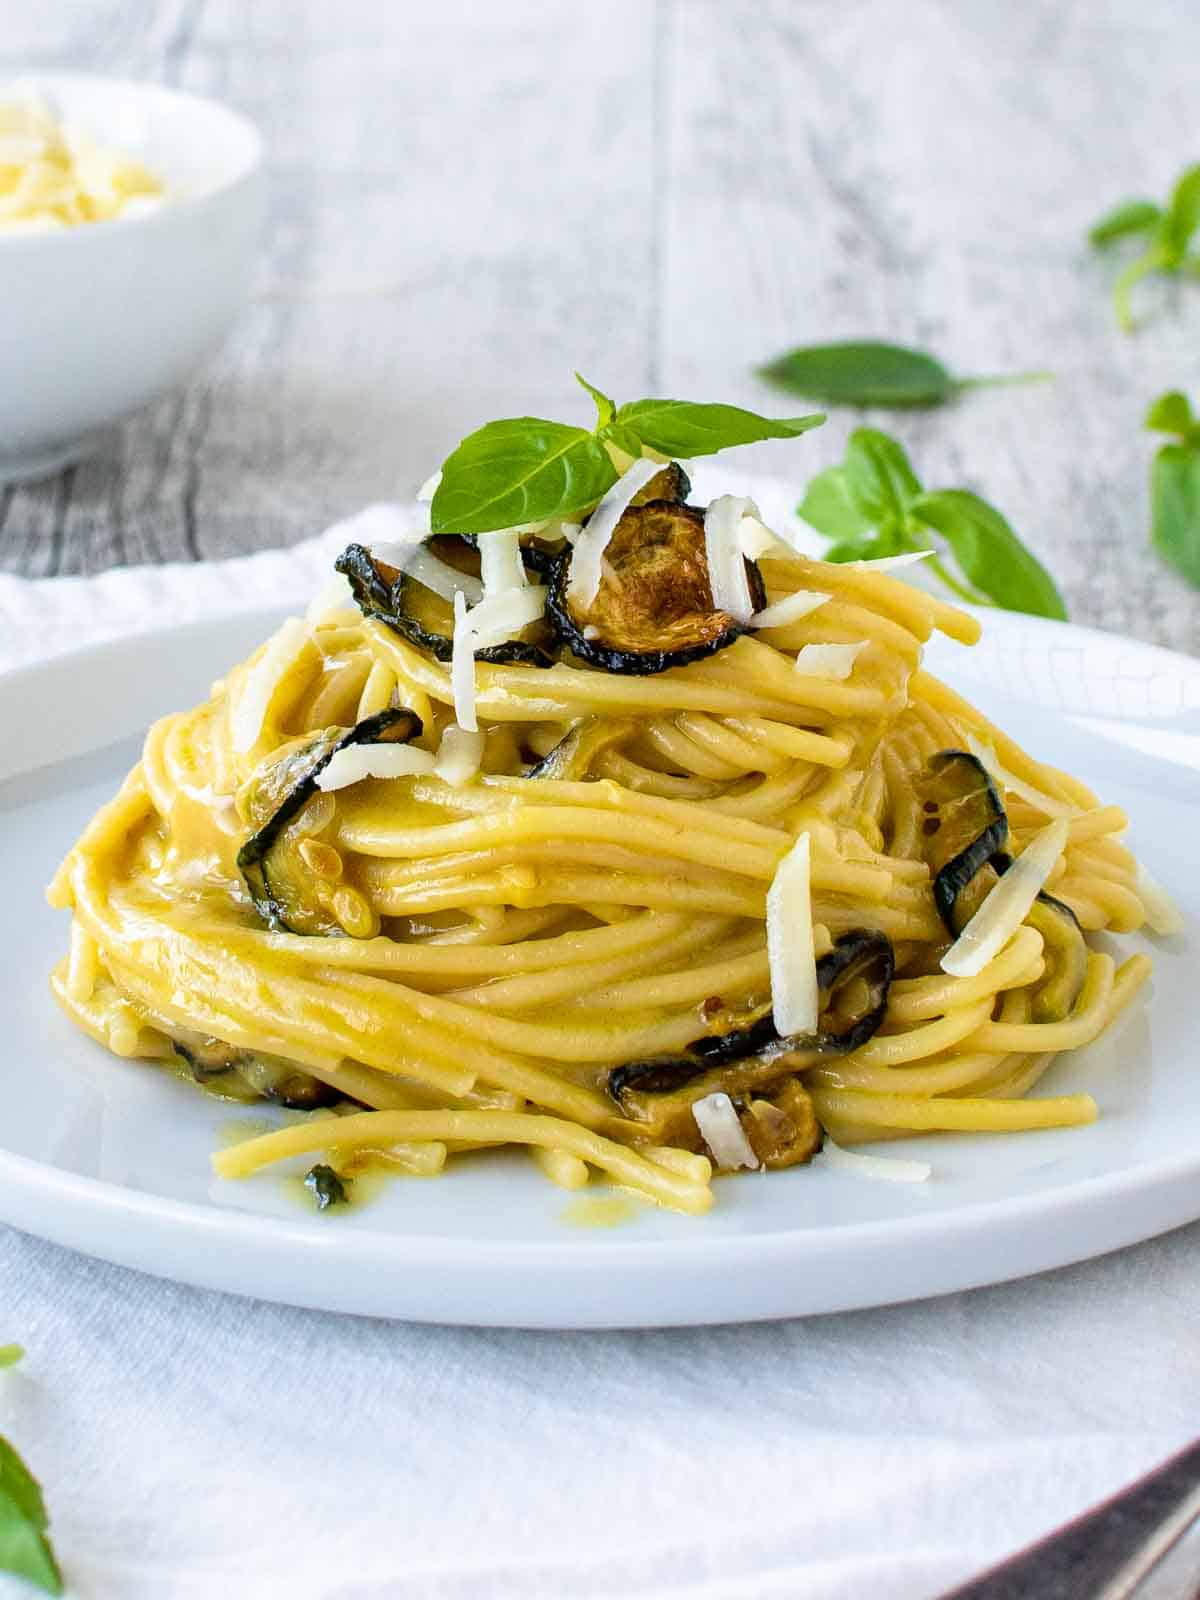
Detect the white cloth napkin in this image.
<box><xmin>1</xmin><ymin>505</ymin><xmax>1197</xmax><ymax>1600</ymax></box>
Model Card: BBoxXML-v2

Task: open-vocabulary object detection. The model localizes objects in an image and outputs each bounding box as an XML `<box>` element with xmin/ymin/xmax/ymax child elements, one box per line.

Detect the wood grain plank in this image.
<box><xmin>660</xmin><ymin>0</ymin><xmax>1199</xmax><ymax>654</ymax></box>
<box><xmin>0</xmin><ymin>0</ymin><xmax>1196</xmax><ymax>657</ymax></box>
<box><xmin>1</xmin><ymin>0</ymin><xmax>658</xmax><ymax>576</ymax></box>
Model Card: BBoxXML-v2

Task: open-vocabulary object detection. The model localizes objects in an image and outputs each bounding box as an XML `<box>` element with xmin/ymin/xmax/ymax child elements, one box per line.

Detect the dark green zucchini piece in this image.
<box><xmin>545</xmin><ymin>501</ymin><xmax>766</xmax><ymax>676</ymax></box>
<box><xmin>914</xmin><ymin>750</ymin><xmax>1009</xmax><ymax>933</ymax></box>
<box><xmin>172</xmin><ymin>1033</ymin><xmax>339</xmax><ymax>1110</ymax></box>
<box><xmin>608</xmin><ymin>930</ymin><xmax>894</xmax><ymax>1124</ymax></box>
<box><xmin>238</xmin><ymin>707</ymin><xmax>421</xmax><ymax>935</ymax></box>
<box><xmin>335</xmin><ymin>542</ymin><xmax>554</xmax><ymax>666</ymax></box>
<box><xmin>741</xmin><ymin>1079</ymin><xmax>823</xmax><ymax>1169</ymax></box>
<box><xmin>527</xmin><ymin>716</ymin><xmax>637</xmax><ymax>780</ymax></box>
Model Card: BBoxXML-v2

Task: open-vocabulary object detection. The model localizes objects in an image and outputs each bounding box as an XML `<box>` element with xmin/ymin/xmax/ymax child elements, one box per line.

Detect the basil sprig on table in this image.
<box><xmin>429</xmin><ymin>375</ymin><xmax>824</xmax><ymax>535</ymax></box>
<box><xmin>799</xmin><ymin>427</ymin><xmax>1068</xmax><ymax>620</ymax></box>
<box><xmin>0</xmin><ymin>1349</ymin><xmax>63</xmax><ymax>1597</ymax></box>
<box><xmin>758</xmin><ymin>340</ymin><xmax>1051</xmax><ymax>409</ymax></box>
<box><xmin>1145</xmin><ymin>390</ymin><xmax>1200</xmax><ymax>587</ymax></box>
<box><xmin>1088</xmin><ymin>164</ymin><xmax>1200</xmax><ymax>332</ymax></box>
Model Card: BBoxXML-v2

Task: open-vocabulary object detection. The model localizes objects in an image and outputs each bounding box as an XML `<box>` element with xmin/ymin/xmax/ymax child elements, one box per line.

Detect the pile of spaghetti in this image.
<box><xmin>48</xmin><ymin>459</ymin><xmax>1170</xmax><ymax>1215</ymax></box>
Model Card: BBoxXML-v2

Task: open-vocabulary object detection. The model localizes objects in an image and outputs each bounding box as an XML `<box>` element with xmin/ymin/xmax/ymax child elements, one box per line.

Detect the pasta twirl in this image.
<box><xmin>47</xmin><ymin>484</ymin><xmax>1163</xmax><ymax>1214</ymax></box>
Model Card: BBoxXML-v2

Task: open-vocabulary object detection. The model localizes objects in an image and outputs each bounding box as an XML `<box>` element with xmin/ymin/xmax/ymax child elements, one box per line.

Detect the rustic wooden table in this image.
<box><xmin>2</xmin><ymin>0</ymin><xmax>1197</xmax><ymax>655</ymax></box>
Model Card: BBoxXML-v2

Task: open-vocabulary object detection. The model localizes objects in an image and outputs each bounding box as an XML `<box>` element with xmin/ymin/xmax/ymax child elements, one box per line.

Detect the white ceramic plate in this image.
<box><xmin>0</xmin><ymin>609</ymin><xmax>1196</xmax><ymax>1327</ymax></box>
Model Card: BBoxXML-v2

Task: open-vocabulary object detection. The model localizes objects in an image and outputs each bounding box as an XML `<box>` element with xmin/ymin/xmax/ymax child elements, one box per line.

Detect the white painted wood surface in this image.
<box><xmin>1</xmin><ymin>0</ymin><xmax>1197</xmax><ymax>654</ymax></box>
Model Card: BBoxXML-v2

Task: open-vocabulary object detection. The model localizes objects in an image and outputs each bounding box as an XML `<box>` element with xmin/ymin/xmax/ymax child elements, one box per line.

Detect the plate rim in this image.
<box><xmin>2</xmin><ymin>603</ymin><xmax>1196</xmax><ymax>1325</ymax></box>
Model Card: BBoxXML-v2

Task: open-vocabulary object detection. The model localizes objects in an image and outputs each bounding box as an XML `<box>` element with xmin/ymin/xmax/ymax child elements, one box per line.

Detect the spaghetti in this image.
<box><xmin>47</xmin><ymin>469</ymin><xmax>1162</xmax><ymax>1216</ymax></box>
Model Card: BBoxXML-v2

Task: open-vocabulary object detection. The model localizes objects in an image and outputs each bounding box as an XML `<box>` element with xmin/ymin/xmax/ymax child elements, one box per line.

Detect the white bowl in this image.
<box><xmin>0</xmin><ymin>74</ymin><xmax>263</xmax><ymax>483</ymax></box>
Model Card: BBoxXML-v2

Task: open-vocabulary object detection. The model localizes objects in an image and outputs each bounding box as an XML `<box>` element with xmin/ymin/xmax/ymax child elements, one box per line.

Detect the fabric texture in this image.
<box><xmin>1</xmin><ymin>499</ymin><xmax>1196</xmax><ymax>1600</ymax></box>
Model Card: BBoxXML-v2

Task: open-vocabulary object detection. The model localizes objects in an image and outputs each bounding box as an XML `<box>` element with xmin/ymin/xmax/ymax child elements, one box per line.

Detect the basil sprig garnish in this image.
<box><xmin>799</xmin><ymin>427</ymin><xmax>1068</xmax><ymax>620</ymax></box>
<box><xmin>1145</xmin><ymin>390</ymin><xmax>1200</xmax><ymax>587</ymax></box>
<box><xmin>1089</xmin><ymin>164</ymin><xmax>1200</xmax><ymax>332</ymax></box>
<box><xmin>0</xmin><ymin>1349</ymin><xmax>62</xmax><ymax>1596</ymax></box>
<box><xmin>758</xmin><ymin>340</ymin><xmax>1051</xmax><ymax>409</ymax></box>
<box><xmin>0</xmin><ymin>1436</ymin><xmax>63</xmax><ymax>1595</ymax></box>
<box><xmin>429</xmin><ymin>375</ymin><xmax>823</xmax><ymax>535</ymax></box>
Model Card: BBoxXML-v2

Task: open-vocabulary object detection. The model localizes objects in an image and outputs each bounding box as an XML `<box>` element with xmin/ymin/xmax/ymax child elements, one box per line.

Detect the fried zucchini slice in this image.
<box><xmin>608</xmin><ymin>930</ymin><xmax>894</xmax><ymax>1139</ymax></box>
<box><xmin>237</xmin><ymin>707</ymin><xmax>421</xmax><ymax>934</ymax></box>
<box><xmin>740</xmin><ymin>1080</ymin><xmax>823</xmax><ymax>1169</ymax></box>
<box><xmin>172</xmin><ymin>1031</ymin><xmax>339</xmax><ymax>1110</ymax></box>
<box><xmin>335</xmin><ymin>541</ymin><xmax>554</xmax><ymax>666</ymax></box>
<box><xmin>918</xmin><ymin>751</ymin><xmax>1088</xmax><ymax>1017</ymax></box>
<box><xmin>545</xmin><ymin>501</ymin><xmax>766</xmax><ymax>676</ymax></box>
<box><xmin>914</xmin><ymin>750</ymin><xmax>1009</xmax><ymax>932</ymax></box>
<box><xmin>526</xmin><ymin>715</ymin><xmax>638</xmax><ymax>780</ymax></box>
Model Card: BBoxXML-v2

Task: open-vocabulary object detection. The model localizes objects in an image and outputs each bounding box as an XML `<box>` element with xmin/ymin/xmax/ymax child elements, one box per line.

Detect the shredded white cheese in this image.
<box><xmin>316</xmin><ymin>744</ymin><xmax>436</xmax><ymax>792</ymax></box>
<box><xmin>434</xmin><ymin>725</ymin><xmax>484</xmax><ymax>788</ymax></box>
<box><xmin>766</xmin><ymin>832</ymin><xmax>817</xmax><ymax>1037</ymax></box>
<box><xmin>450</xmin><ymin>587</ymin><xmax>548</xmax><ymax>734</ymax></box>
<box><xmin>814</xmin><ymin>1137</ymin><xmax>932</xmax><ymax>1184</ymax></box>
<box><xmin>559</xmin><ymin>522</ymin><xmax>582</xmax><ymax>546</ymax></box>
<box><xmin>451</xmin><ymin>591</ymin><xmax>478</xmax><ymax>733</ymax></box>
<box><xmin>965</xmin><ymin>733</ymin><xmax>1078</xmax><ymax>820</ymax></box>
<box><xmin>751</xmin><ymin>590</ymin><xmax>831</xmax><ymax>630</ymax></box>
<box><xmin>416</xmin><ymin>470</ymin><xmax>442</xmax><ymax>503</ymax></box>
<box><xmin>370</xmin><ymin>539</ymin><xmax>483</xmax><ymax>606</ymax></box>
<box><xmin>738</xmin><ymin>513</ymin><xmax>792</xmax><ymax>559</ymax></box>
<box><xmin>692</xmin><ymin>1092</ymin><xmax>759</xmax><ymax>1171</ymax></box>
<box><xmin>793</xmin><ymin>642</ymin><xmax>865</xmax><ymax>680</ymax></box>
<box><xmin>0</xmin><ymin>88</ymin><xmax>167</xmax><ymax>232</ymax></box>
<box><xmin>464</xmin><ymin>586</ymin><xmax>548</xmax><ymax>649</ymax></box>
<box><xmin>231</xmin><ymin>618</ymin><xmax>311</xmax><ymax>755</ymax></box>
<box><xmin>703</xmin><ymin>495</ymin><xmax>757</xmax><ymax>624</ymax></box>
<box><xmin>1135</xmin><ymin>858</ymin><xmax>1185</xmax><ymax>938</ymax></box>
<box><xmin>940</xmin><ymin>818</ymin><xmax>1070</xmax><ymax>978</ymax></box>
<box><xmin>566</xmin><ymin>458</ymin><xmax>662</xmax><ymax>610</ymax></box>
<box><xmin>849</xmin><ymin>550</ymin><xmax>935</xmax><ymax>572</ymax></box>
<box><xmin>479</xmin><ymin>530</ymin><xmax>528</xmax><ymax>595</ymax></box>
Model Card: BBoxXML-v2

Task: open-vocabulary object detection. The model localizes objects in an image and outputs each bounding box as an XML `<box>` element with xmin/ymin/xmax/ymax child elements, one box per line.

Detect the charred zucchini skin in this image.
<box><xmin>918</xmin><ymin>751</ymin><xmax>1009</xmax><ymax>933</ymax></box>
<box><xmin>545</xmin><ymin>502</ymin><xmax>767</xmax><ymax>677</ymax></box>
<box><xmin>335</xmin><ymin>543</ymin><xmax>554</xmax><ymax>667</ymax></box>
<box><xmin>607</xmin><ymin>930</ymin><xmax>894</xmax><ymax>1107</ymax></box>
<box><xmin>629</xmin><ymin>462</ymin><xmax>691</xmax><ymax>506</ymax></box>
<box><xmin>237</xmin><ymin>707</ymin><xmax>422</xmax><ymax>932</ymax></box>
<box><xmin>171</xmin><ymin>1039</ymin><xmax>339</xmax><ymax>1111</ymax></box>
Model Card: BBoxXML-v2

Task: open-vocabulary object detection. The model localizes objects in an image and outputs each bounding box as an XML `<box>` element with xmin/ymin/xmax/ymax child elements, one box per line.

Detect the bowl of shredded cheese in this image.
<box><xmin>0</xmin><ymin>74</ymin><xmax>262</xmax><ymax>482</ymax></box>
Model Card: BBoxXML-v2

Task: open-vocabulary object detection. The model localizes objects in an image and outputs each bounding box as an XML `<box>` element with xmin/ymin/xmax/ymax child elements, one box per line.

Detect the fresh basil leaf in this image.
<box><xmin>822</xmin><ymin>536</ymin><xmax>891</xmax><ymax>564</ymax></box>
<box><xmin>1093</xmin><ymin>164</ymin><xmax>1200</xmax><ymax>329</ymax></box>
<box><xmin>844</xmin><ymin>428</ymin><xmax>923</xmax><ymax>527</ymax></box>
<box><xmin>1159</xmin><ymin>164</ymin><xmax>1200</xmax><ymax>264</ymax></box>
<box><xmin>1150</xmin><ymin>443</ymin><xmax>1200</xmax><ymax>587</ymax></box>
<box><xmin>574</xmin><ymin>371</ymin><xmax>616</xmax><ymax>430</ymax></box>
<box><xmin>0</xmin><ymin>1437</ymin><xmax>63</xmax><ymax>1596</ymax></box>
<box><xmin>910</xmin><ymin>489</ymin><xmax>1068</xmax><ymax>620</ymax></box>
<box><xmin>761</xmin><ymin>341</ymin><xmax>956</xmax><ymax>408</ymax></box>
<box><xmin>431</xmin><ymin>418</ymin><xmax>618</xmax><ymax>534</ymax></box>
<box><xmin>614</xmin><ymin>399</ymin><xmax>823</xmax><ymax>458</ymax></box>
<box><xmin>797</xmin><ymin>465</ymin><xmax>877</xmax><ymax>540</ymax></box>
<box><xmin>759</xmin><ymin>340</ymin><xmax>1052</xmax><ymax>408</ymax></box>
<box><xmin>1087</xmin><ymin>199</ymin><xmax>1162</xmax><ymax>247</ymax></box>
<box><xmin>600</xmin><ymin>422</ymin><xmax>646</xmax><ymax>463</ymax></box>
<box><xmin>0</xmin><ymin>1347</ymin><xmax>23</xmax><ymax>1370</ymax></box>
<box><xmin>1113</xmin><ymin>245</ymin><xmax>1168</xmax><ymax>333</ymax></box>
<box><xmin>1145</xmin><ymin>390</ymin><xmax>1195</xmax><ymax>439</ymax></box>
